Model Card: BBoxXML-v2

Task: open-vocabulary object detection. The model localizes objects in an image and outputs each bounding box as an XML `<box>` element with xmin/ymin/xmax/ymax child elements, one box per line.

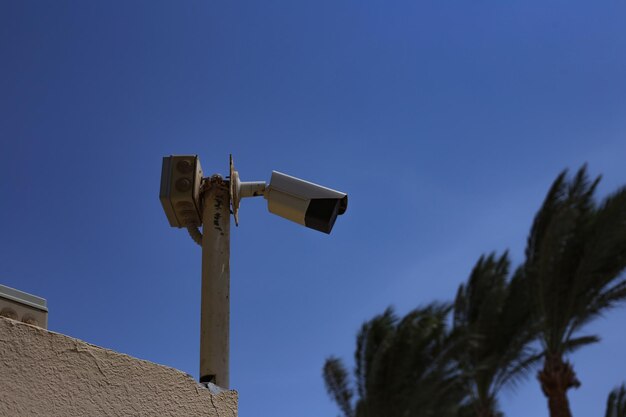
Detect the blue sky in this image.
<box><xmin>1</xmin><ymin>1</ymin><xmax>625</xmax><ymax>416</ymax></box>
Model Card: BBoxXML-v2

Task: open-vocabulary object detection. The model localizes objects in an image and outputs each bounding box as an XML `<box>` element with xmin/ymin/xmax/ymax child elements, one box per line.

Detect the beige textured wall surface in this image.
<box><xmin>0</xmin><ymin>317</ymin><xmax>237</xmax><ymax>417</ymax></box>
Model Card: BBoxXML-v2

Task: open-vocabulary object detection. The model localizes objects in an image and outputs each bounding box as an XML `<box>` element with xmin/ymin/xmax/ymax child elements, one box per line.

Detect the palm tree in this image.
<box><xmin>323</xmin><ymin>304</ymin><xmax>465</xmax><ymax>417</ymax></box>
<box><xmin>606</xmin><ymin>384</ymin><xmax>626</xmax><ymax>417</ymax></box>
<box><xmin>453</xmin><ymin>252</ymin><xmax>539</xmax><ymax>417</ymax></box>
<box><xmin>523</xmin><ymin>166</ymin><xmax>626</xmax><ymax>417</ymax></box>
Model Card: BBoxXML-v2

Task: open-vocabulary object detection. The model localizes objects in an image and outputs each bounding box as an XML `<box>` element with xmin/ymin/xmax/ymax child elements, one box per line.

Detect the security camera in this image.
<box><xmin>229</xmin><ymin>157</ymin><xmax>348</xmax><ymax>234</ymax></box>
<box><xmin>264</xmin><ymin>171</ymin><xmax>348</xmax><ymax>234</ymax></box>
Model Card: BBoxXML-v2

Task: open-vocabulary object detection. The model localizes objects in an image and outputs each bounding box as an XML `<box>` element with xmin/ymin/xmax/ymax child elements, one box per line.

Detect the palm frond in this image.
<box><xmin>323</xmin><ymin>357</ymin><xmax>354</xmax><ymax>417</ymax></box>
<box><xmin>523</xmin><ymin>166</ymin><xmax>626</xmax><ymax>355</ymax></box>
<box><xmin>606</xmin><ymin>383</ymin><xmax>626</xmax><ymax>417</ymax></box>
<box><xmin>354</xmin><ymin>307</ymin><xmax>396</xmax><ymax>401</ymax></box>
<box><xmin>330</xmin><ymin>303</ymin><xmax>465</xmax><ymax>417</ymax></box>
<box><xmin>453</xmin><ymin>252</ymin><xmax>539</xmax><ymax>417</ymax></box>
<box><xmin>562</xmin><ymin>335</ymin><xmax>600</xmax><ymax>354</ymax></box>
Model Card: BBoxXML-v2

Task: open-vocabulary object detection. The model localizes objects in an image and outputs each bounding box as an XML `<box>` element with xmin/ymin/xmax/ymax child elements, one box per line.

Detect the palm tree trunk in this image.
<box><xmin>538</xmin><ymin>354</ymin><xmax>581</xmax><ymax>417</ymax></box>
<box><xmin>472</xmin><ymin>397</ymin><xmax>497</xmax><ymax>417</ymax></box>
<box><xmin>477</xmin><ymin>407</ymin><xmax>496</xmax><ymax>417</ymax></box>
<box><xmin>545</xmin><ymin>390</ymin><xmax>573</xmax><ymax>417</ymax></box>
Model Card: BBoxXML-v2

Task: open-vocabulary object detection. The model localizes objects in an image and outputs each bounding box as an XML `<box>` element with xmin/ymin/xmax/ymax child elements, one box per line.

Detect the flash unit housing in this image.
<box><xmin>160</xmin><ymin>155</ymin><xmax>204</xmax><ymax>228</ymax></box>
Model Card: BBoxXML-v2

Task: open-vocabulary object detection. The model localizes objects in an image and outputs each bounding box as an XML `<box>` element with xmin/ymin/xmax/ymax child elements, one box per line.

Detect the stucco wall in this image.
<box><xmin>0</xmin><ymin>317</ymin><xmax>237</xmax><ymax>417</ymax></box>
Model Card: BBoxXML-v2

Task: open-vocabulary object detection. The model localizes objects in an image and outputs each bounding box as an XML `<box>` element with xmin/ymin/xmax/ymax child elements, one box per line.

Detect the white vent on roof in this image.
<box><xmin>0</xmin><ymin>284</ymin><xmax>48</xmax><ymax>329</ymax></box>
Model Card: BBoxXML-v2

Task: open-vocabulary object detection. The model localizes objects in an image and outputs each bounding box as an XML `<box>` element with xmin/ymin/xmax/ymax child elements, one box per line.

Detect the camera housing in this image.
<box><xmin>264</xmin><ymin>171</ymin><xmax>348</xmax><ymax>234</ymax></box>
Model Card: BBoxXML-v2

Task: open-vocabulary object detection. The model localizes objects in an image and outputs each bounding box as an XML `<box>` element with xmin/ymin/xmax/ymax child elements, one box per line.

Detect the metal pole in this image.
<box><xmin>199</xmin><ymin>175</ymin><xmax>230</xmax><ymax>388</ymax></box>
